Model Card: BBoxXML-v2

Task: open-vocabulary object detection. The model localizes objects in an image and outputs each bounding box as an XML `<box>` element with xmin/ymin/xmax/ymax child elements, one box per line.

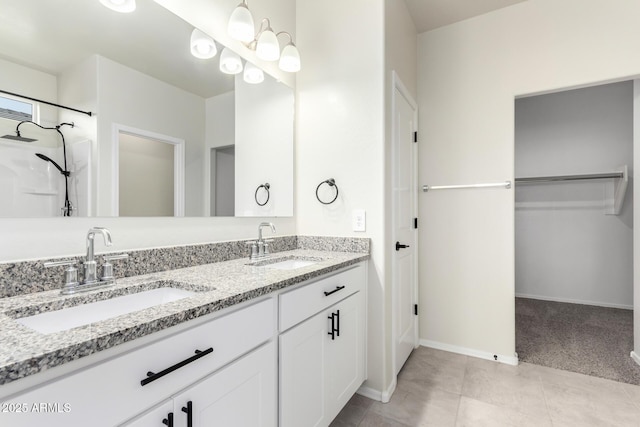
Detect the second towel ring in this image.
<box><xmin>316</xmin><ymin>178</ymin><xmax>339</xmax><ymax>205</ymax></box>
<box><xmin>255</xmin><ymin>183</ymin><xmax>270</xmax><ymax>206</ymax></box>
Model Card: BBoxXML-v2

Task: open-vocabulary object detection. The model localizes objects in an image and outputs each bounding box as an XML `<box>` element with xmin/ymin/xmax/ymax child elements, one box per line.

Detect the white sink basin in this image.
<box><xmin>265</xmin><ymin>259</ymin><xmax>318</xmax><ymax>270</ymax></box>
<box><xmin>16</xmin><ymin>287</ymin><xmax>196</xmax><ymax>334</ymax></box>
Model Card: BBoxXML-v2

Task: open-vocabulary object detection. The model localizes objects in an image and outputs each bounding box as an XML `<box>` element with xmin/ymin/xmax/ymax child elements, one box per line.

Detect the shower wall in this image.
<box><xmin>0</xmin><ymin>138</ymin><xmax>91</xmax><ymax>217</ymax></box>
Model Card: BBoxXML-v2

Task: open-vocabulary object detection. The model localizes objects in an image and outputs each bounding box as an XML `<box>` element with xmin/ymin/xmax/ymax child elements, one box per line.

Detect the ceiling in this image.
<box><xmin>403</xmin><ymin>0</ymin><xmax>529</xmax><ymax>33</ymax></box>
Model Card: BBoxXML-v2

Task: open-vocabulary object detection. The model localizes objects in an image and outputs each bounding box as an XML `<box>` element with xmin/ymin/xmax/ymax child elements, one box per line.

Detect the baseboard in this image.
<box><xmin>357</xmin><ymin>377</ymin><xmax>396</xmax><ymax>403</ymax></box>
<box><xmin>420</xmin><ymin>339</ymin><xmax>519</xmax><ymax>366</ymax></box>
<box><xmin>631</xmin><ymin>351</ymin><xmax>640</xmax><ymax>367</ymax></box>
<box><xmin>515</xmin><ymin>293</ymin><xmax>633</xmax><ymax>310</ymax></box>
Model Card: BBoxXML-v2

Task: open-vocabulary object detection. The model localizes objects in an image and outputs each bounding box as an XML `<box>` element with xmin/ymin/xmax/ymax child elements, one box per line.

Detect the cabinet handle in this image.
<box><xmin>336</xmin><ymin>309</ymin><xmax>340</xmax><ymax>337</ymax></box>
<box><xmin>141</xmin><ymin>348</ymin><xmax>214</xmax><ymax>386</ymax></box>
<box><xmin>328</xmin><ymin>313</ymin><xmax>336</xmax><ymax>340</ymax></box>
<box><xmin>181</xmin><ymin>401</ymin><xmax>193</xmax><ymax>427</ymax></box>
<box><xmin>324</xmin><ymin>285</ymin><xmax>345</xmax><ymax>297</ymax></box>
<box><xmin>162</xmin><ymin>412</ymin><xmax>173</xmax><ymax>427</ymax></box>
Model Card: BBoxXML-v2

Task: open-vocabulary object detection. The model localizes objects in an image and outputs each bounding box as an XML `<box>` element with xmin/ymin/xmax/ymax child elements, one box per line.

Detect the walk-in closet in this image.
<box><xmin>514</xmin><ymin>80</ymin><xmax>639</xmax><ymax>385</ymax></box>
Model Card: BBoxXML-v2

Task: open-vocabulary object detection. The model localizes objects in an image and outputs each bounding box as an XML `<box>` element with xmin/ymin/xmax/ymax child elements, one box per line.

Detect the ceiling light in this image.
<box><xmin>228</xmin><ymin>0</ymin><xmax>255</xmax><ymax>43</ymax></box>
<box><xmin>243</xmin><ymin>62</ymin><xmax>264</xmax><ymax>84</ymax></box>
<box><xmin>190</xmin><ymin>29</ymin><xmax>217</xmax><ymax>59</ymax></box>
<box><xmin>219</xmin><ymin>48</ymin><xmax>243</xmax><ymax>75</ymax></box>
<box><xmin>99</xmin><ymin>0</ymin><xmax>136</xmax><ymax>13</ymax></box>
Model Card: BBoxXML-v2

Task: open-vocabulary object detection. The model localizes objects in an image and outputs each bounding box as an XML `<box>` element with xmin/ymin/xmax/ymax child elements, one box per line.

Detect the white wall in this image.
<box><xmin>235</xmin><ymin>73</ymin><xmax>294</xmax><ymax>217</ymax></box>
<box><xmin>296</xmin><ymin>0</ymin><xmax>387</xmax><ymax>394</ymax></box>
<box><xmin>418</xmin><ymin>0</ymin><xmax>640</xmax><ymax>362</ymax></box>
<box><xmin>205</xmin><ymin>91</ymin><xmax>234</xmax><ymax>216</ymax></box>
<box><xmin>96</xmin><ymin>56</ymin><xmax>206</xmax><ymax>217</ymax></box>
<box><xmin>515</xmin><ymin>81</ymin><xmax>633</xmax><ymax>309</ymax></box>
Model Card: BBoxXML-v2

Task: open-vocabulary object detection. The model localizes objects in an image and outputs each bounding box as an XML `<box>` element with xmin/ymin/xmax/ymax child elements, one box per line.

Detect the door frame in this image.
<box><xmin>390</xmin><ymin>71</ymin><xmax>419</xmax><ymax>376</ymax></box>
<box><xmin>111</xmin><ymin>123</ymin><xmax>185</xmax><ymax>216</ymax></box>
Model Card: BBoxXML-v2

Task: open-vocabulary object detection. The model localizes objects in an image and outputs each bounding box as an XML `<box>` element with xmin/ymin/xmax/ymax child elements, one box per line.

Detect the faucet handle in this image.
<box><xmin>263</xmin><ymin>239</ymin><xmax>274</xmax><ymax>256</ymax></box>
<box><xmin>45</xmin><ymin>259</ymin><xmax>79</xmax><ymax>293</ymax></box>
<box><xmin>245</xmin><ymin>241</ymin><xmax>259</xmax><ymax>260</ymax></box>
<box><xmin>101</xmin><ymin>254</ymin><xmax>129</xmax><ymax>281</ymax></box>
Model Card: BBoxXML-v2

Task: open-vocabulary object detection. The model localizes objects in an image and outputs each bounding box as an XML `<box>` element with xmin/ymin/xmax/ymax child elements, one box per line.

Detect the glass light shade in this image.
<box><xmin>99</xmin><ymin>0</ymin><xmax>136</xmax><ymax>13</ymax></box>
<box><xmin>219</xmin><ymin>48</ymin><xmax>243</xmax><ymax>74</ymax></box>
<box><xmin>256</xmin><ymin>29</ymin><xmax>280</xmax><ymax>61</ymax></box>
<box><xmin>228</xmin><ymin>3</ymin><xmax>255</xmax><ymax>42</ymax></box>
<box><xmin>243</xmin><ymin>62</ymin><xmax>264</xmax><ymax>84</ymax></box>
<box><xmin>278</xmin><ymin>43</ymin><xmax>300</xmax><ymax>72</ymax></box>
<box><xmin>190</xmin><ymin>29</ymin><xmax>217</xmax><ymax>59</ymax></box>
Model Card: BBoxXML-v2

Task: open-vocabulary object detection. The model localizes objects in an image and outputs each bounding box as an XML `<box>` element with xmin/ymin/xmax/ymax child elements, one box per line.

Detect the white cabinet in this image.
<box><xmin>126</xmin><ymin>342</ymin><xmax>276</xmax><ymax>427</ymax></box>
<box><xmin>279</xmin><ymin>265</ymin><xmax>366</xmax><ymax>427</ymax></box>
<box><xmin>3</xmin><ymin>298</ymin><xmax>275</xmax><ymax>427</ymax></box>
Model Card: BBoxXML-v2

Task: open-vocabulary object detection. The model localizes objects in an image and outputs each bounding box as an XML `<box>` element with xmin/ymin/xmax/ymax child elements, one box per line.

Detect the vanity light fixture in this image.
<box><xmin>227</xmin><ymin>2</ymin><xmax>301</xmax><ymax>72</ymax></box>
<box><xmin>219</xmin><ymin>47</ymin><xmax>243</xmax><ymax>75</ymax></box>
<box><xmin>243</xmin><ymin>62</ymin><xmax>264</xmax><ymax>84</ymax></box>
<box><xmin>99</xmin><ymin>0</ymin><xmax>136</xmax><ymax>13</ymax></box>
<box><xmin>190</xmin><ymin>29</ymin><xmax>217</xmax><ymax>59</ymax></box>
<box><xmin>228</xmin><ymin>0</ymin><xmax>255</xmax><ymax>43</ymax></box>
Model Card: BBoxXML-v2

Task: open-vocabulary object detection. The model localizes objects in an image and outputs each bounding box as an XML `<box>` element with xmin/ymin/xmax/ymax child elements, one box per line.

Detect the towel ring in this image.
<box><xmin>316</xmin><ymin>178</ymin><xmax>339</xmax><ymax>205</ymax></box>
<box><xmin>255</xmin><ymin>183</ymin><xmax>270</xmax><ymax>206</ymax></box>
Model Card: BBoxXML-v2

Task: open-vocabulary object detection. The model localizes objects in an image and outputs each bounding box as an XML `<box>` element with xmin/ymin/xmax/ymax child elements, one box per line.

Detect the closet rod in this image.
<box><xmin>515</xmin><ymin>172</ymin><xmax>623</xmax><ymax>183</ymax></box>
<box><xmin>0</xmin><ymin>89</ymin><xmax>93</xmax><ymax>117</ymax></box>
<box><xmin>422</xmin><ymin>181</ymin><xmax>511</xmax><ymax>192</ymax></box>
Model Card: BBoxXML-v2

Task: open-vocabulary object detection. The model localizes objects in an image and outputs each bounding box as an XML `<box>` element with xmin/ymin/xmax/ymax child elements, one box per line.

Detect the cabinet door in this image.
<box><xmin>325</xmin><ymin>292</ymin><xmax>365</xmax><ymax>421</ymax></box>
<box><xmin>173</xmin><ymin>341</ymin><xmax>276</xmax><ymax>427</ymax></box>
<box><xmin>121</xmin><ymin>400</ymin><xmax>173</xmax><ymax>427</ymax></box>
<box><xmin>279</xmin><ymin>292</ymin><xmax>365</xmax><ymax>427</ymax></box>
<box><xmin>279</xmin><ymin>306</ymin><xmax>329</xmax><ymax>427</ymax></box>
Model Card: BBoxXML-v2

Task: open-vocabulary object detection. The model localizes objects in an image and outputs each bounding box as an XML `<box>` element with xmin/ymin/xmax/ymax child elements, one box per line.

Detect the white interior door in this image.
<box><xmin>392</xmin><ymin>72</ymin><xmax>418</xmax><ymax>375</ymax></box>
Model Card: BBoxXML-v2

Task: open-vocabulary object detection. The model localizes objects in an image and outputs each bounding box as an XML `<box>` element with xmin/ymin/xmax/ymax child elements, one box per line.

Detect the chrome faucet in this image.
<box><xmin>45</xmin><ymin>227</ymin><xmax>128</xmax><ymax>295</ymax></box>
<box><xmin>247</xmin><ymin>222</ymin><xmax>276</xmax><ymax>261</ymax></box>
<box><xmin>84</xmin><ymin>227</ymin><xmax>113</xmax><ymax>284</ymax></box>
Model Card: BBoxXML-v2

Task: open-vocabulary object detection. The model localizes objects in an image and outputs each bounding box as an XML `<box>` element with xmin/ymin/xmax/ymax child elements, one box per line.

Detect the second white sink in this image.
<box><xmin>264</xmin><ymin>259</ymin><xmax>318</xmax><ymax>270</ymax></box>
<box><xmin>16</xmin><ymin>287</ymin><xmax>196</xmax><ymax>334</ymax></box>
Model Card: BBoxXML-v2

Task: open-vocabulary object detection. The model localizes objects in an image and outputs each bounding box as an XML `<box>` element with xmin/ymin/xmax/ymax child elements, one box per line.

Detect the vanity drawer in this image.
<box><xmin>4</xmin><ymin>297</ymin><xmax>275</xmax><ymax>427</ymax></box>
<box><xmin>279</xmin><ymin>264</ymin><xmax>364</xmax><ymax>332</ymax></box>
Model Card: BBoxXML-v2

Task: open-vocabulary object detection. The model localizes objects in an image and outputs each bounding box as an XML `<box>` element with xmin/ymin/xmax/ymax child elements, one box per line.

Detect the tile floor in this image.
<box><xmin>330</xmin><ymin>346</ymin><xmax>640</xmax><ymax>427</ymax></box>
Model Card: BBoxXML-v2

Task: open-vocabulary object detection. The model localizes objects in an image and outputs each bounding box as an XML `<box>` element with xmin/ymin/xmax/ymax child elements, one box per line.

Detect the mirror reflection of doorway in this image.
<box><xmin>115</xmin><ymin>125</ymin><xmax>185</xmax><ymax>217</ymax></box>
<box><xmin>210</xmin><ymin>145</ymin><xmax>235</xmax><ymax>216</ymax></box>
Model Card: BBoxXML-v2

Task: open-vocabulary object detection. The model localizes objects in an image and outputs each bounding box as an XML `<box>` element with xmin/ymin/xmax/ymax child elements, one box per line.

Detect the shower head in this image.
<box><xmin>1</xmin><ymin>134</ymin><xmax>37</xmax><ymax>142</ymax></box>
<box><xmin>35</xmin><ymin>153</ymin><xmax>70</xmax><ymax>176</ymax></box>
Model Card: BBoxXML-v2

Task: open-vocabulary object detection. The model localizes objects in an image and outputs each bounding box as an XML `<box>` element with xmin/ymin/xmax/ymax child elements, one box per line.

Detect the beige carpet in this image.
<box><xmin>516</xmin><ymin>297</ymin><xmax>640</xmax><ymax>385</ymax></box>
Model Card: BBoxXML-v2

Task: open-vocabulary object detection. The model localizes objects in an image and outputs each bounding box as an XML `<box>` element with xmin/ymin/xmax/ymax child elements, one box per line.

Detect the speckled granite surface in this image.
<box><xmin>0</xmin><ymin>247</ymin><xmax>369</xmax><ymax>385</ymax></box>
<box><xmin>0</xmin><ymin>236</ymin><xmax>301</xmax><ymax>298</ymax></box>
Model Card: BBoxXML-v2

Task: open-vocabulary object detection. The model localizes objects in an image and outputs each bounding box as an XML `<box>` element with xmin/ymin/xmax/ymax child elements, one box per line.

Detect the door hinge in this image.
<box><xmin>414</xmin><ymin>218</ymin><xmax>418</xmax><ymax>229</ymax></box>
<box><xmin>413</xmin><ymin>131</ymin><xmax>418</xmax><ymax>143</ymax></box>
<box><xmin>414</xmin><ymin>304</ymin><xmax>418</xmax><ymax>316</ymax></box>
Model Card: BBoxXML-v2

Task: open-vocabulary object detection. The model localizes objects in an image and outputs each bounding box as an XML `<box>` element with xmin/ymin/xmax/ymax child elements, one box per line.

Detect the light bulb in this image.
<box><xmin>99</xmin><ymin>0</ymin><xmax>136</xmax><ymax>13</ymax></box>
<box><xmin>256</xmin><ymin>29</ymin><xmax>280</xmax><ymax>61</ymax></box>
<box><xmin>219</xmin><ymin>48</ymin><xmax>243</xmax><ymax>75</ymax></box>
<box><xmin>190</xmin><ymin>29</ymin><xmax>217</xmax><ymax>59</ymax></box>
<box><xmin>279</xmin><ymin>43</ymin><xmax>300</xmax><ymax>72</ymax></box>
<box><xmin>243</xmin><ymin>62</ymin><xmax>264</xmax><ymax>84</ymax></box>
<box><xmin>228</xmin><ymin>2</ymin><xmax>255</xmax><ymax>42</ymax></box>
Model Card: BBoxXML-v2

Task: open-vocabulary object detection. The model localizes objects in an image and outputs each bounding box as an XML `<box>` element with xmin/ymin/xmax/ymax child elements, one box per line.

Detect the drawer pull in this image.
<box><xmin>181</xmin><ymin>401</ymin><xmax>193</xmax><ymax>427</ymax></box>
<box><xmin>324</xmin><ymin>285</ymin><xmax>345</xmax><ymax>297</ymax></box>
<box><xmin>162</xmin><ymin>412</ymin><xmax>173</xmax><ymax>427</ymax></box>
<box><xmin>141</xmin><ymin>347</ymin><xmax>214</xmax><ymax>386</ymax></box>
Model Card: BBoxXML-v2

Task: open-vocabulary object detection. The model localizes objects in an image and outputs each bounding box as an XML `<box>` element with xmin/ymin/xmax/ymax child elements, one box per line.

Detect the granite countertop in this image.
<box><xmin>0</xmin><ymin>249</ymin><xmax>369</xmax><ymax>386</ymax></box>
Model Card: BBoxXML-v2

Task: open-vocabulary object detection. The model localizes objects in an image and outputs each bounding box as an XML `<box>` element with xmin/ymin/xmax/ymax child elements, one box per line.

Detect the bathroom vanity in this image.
<box><xmin>0</xmin><ymin>246</ymin><xmax>368</xmax><ymax>427</ymax></box>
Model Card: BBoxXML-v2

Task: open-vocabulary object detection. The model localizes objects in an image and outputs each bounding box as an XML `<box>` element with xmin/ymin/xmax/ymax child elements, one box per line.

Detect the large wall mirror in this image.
<box><xmin>0</xmin><ymin>0</ymin><xmax>294</xmax><ymax>218</ymax></box>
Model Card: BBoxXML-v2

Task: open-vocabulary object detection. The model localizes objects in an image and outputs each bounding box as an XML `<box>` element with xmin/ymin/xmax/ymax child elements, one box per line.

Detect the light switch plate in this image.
<box><xmin>352</xmin><ymin>209</ymin><xmax>366</xmax><ymax>232</ymax></box>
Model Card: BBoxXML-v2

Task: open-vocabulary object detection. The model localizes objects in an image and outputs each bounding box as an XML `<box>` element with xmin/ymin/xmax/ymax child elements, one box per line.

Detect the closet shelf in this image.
<box><xmin>515</xmin><ymin>165</ymin><xmax>628</xmax><ymax>215</ymax></box>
